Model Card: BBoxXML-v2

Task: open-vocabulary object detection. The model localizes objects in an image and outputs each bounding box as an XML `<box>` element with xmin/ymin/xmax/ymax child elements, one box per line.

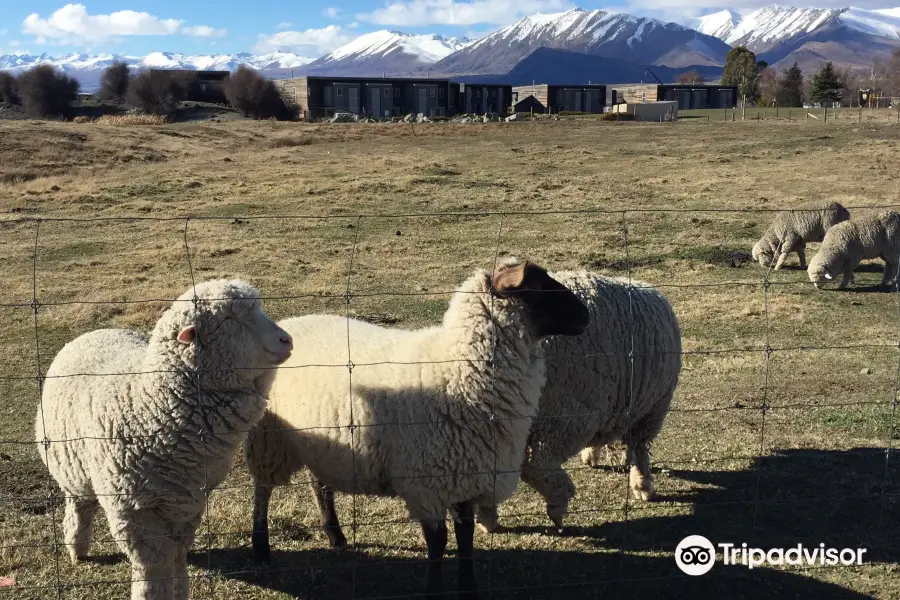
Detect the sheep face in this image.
<box><xmin>807</xmin><ymin>261</ymin><xmax>835</xmax><ymax>289</ymax></box>
<box><xmin>752</xmin><ymin>240</ymin><xmax>773</xmax><ymax>267</ymax></box>
<box><xmin>492</xmin><ymin>261</ymin><xmax>590</xmax><ymax>338</ymax></box>
<box><xmin>170</xmin><ymin>280</ymin><xmax>294</xmax><ymax>382</ymax></box>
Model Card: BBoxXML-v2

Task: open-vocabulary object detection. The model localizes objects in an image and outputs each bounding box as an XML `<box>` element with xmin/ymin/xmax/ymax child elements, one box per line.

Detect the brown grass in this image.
<box><xmin>93</xmin><ymin>114</ymin><xmax>169</xmax><ymax>125</ymax></box>
<box><xmin>0</xmin><ymin>117</ymin><xmax>898</xmax><ymax>599</ymax></box>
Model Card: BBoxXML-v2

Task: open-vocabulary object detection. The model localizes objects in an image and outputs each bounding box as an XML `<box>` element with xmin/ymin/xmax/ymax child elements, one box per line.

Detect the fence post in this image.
<box><xmin>824</xmin><ymin>105</ymin><xmax>827</xmax><ymax>123</ymax></box>
<box><xmin>742</xmin><ymin>95</ymin><xmax>746</xmax><ymax>120</ymax></box>
<box><xmin>859</xmin><ymin>105</ymin><xmax>862</xmax><ymax>122</ymax></box>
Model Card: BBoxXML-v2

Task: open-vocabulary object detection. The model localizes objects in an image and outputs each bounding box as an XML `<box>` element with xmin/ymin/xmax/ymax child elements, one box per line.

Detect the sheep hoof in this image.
<box><xmin>476</xmin><ymin>521</ymin><xmax>504</xmax><ymax>535</ymax></box>
<box><xmin>633</xmin><ymin>488</ymin><xmax>656</xmax><ymax>502</ymax></box>
<box><xmin>547</xmin><ymin>505</ymin><xmax>567</xmax><ymax>530</ymax></box>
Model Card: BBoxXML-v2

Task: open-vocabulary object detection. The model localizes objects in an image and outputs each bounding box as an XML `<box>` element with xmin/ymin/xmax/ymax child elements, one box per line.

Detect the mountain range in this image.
<box><xmin>2</xmin><ymin>5</ymin><xmax>899</xmax><ymax>91</ymax></box>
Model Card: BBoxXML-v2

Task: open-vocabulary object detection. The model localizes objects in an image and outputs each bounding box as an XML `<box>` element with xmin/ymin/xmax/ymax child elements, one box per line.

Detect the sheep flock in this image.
<box><xmin>32</xmin><ymin>202</ymin><xmax>897</xmax><ymax>600</ymax></box>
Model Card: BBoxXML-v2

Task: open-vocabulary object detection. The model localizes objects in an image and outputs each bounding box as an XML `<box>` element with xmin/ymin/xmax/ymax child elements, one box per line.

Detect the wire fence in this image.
<box><xmin>1</xmin><ymin>205</ymin><xmax>899</xmax><ymax>599</ymax></box>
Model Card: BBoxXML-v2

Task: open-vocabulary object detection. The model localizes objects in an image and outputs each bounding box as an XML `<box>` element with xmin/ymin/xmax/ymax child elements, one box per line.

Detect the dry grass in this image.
<box><xmin>93</xmin><ymin>114</ymin><xmax>169</xmax><ymax>125</ymax></box>
<box><xmin>0</xmin><ymin>117</ymin><xmax>899</xmax><ymax>600</ymax></box>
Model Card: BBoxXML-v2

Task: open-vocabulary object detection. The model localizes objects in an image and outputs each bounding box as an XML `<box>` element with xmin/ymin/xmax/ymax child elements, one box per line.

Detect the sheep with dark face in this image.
<box><xmin>36</xmin><ymin>280</ymin><xmax>293</xmax><ymax>600</ymax></box>
<box><xmin>245</xmin><ymin>259</ymin><xmax>590</xmax><ymax>599</ymax></box>
<box><xmin>808</xmin><ymin>211</ymin><xmax>900</xmax><ymax>290</ymax></box>
<box><xmin>752</xmin><ymin>202</ymin><xmax>851</xmax><ymax>270</ymax></box>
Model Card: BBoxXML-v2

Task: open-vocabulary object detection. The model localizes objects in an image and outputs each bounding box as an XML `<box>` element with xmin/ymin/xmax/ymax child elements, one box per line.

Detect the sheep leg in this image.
<box><xmin>773</xmin><ymin>234</ymin><xmax>800</xmax><ymax>271</ymax></box>
<box><xmin>420</xmin><ymin>518</ymin><xmax>448</xmax><ymax>600</ymax></box>
<box><xmin>839</xmin><ymin>266</ymin><xmax>854</xmax><ymax>290</ymax></box>
<box><xmin>797</xmin><ymin>245</ymin><xmax>807</xmax><ymax>269</ymax></box>
<box><xmin>251</xmin><ymin>481</ymin><xmax>274</xmax><ymax>563</ymax></box>
<box><xmin>626</xmin><ymin>429</ymin><xmax>656</xmax><ymax>502</ymax></box>
<box><xmin>173</xmin><ymin>543</ymin><xmax>190</xmax><ymax>600</ymax></box>
<box><xmin>63</xmin><ymin>495</ymin><xmax>99</xmax><ymax>563</ymax></box>
<box><xmin>520</xmin><ymin>461</ymin><xmax>576</xmax><ymax>530</ymax></box>
<box><xmin>452</xmin><ymin>501</ymin><xmax>479</xmax><ymax>599</ymax></box>
<box><xmin>109</xmin><ymin>513</ymin><xmax>177</xmax><ymax>600</ymax></box>
<box><xmin>310</xmin><ymin>481</ymin><xmax>347</xmax><ymax>548</ymax></box>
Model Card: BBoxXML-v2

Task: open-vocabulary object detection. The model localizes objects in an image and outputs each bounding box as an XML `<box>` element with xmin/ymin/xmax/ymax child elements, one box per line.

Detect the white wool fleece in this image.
<box><xmin>807</xmin><ymin>211</ymin><xmax>900</xmax><ymax>289</ymax></box>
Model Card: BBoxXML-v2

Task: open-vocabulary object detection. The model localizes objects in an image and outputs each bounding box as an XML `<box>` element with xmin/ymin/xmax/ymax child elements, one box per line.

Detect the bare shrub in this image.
<box><xmin>126</xmin><ymin>71</ymin><xmax>185</xmax><ymax>116</ymax></box>
<box><xmin>17</xmin><ymin>65</ymin><xmax>80</xmax><ymax>118</ymax></box>
<box><xmin>224</xmin><ymin>66</ymin><xmax>294</xmax><ymax>120</ymax></box>
<box><xmin>72</xmin><ymin>116</ymin><xmax>92</xmax><ymax>123</ymax></box>
<box><xmin>0</xmin><ymin>71</ymin><xmax>18</xmax><ymax>104</ymax></box>
<box><xmin>100</xmin><ymin>61</ymin><xmax>130</xmax><ymax>103</ymax></box>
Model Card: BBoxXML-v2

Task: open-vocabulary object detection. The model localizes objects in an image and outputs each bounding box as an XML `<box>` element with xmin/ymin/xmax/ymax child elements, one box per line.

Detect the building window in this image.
<box><xmin>395</xmin><ymin>88</ymin><xmax>400</xmax><ymax>97</ymax></box>
<box><xmin>439</xmin><ymin>88</ymin><xmax>444</xmax><ymax>98</ymax></box>
<box><xmin>384</xmin><ymin>88</ymin><xmax>391</xmax><ymax>98</ymax></box>
<box><xmin>430</xmin><ymin>88</ymin><xmax>435</xmax><ymax>98</ymax></box>
<box><xmin>336</xmin><ymin>87</ymin><xmax>343</xmax><ymax>97</ymax></box>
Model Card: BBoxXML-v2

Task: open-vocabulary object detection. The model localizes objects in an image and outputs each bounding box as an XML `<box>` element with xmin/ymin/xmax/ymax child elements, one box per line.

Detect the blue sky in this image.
<box><xmin>0</xmin><ymin>1</ymin><xmax>894</xmax><ymax>57</ymax></box>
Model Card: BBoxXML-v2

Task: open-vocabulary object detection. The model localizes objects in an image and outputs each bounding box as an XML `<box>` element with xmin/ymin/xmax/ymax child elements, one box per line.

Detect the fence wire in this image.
<box><xmin>1</xmin><ymin>206</ymin><xmax>899</xmax><ymax>599</ymax></box>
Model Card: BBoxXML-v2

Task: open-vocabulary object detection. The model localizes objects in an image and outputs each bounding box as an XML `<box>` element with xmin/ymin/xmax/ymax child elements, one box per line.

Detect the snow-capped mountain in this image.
<box><xmin>0</xmin><ymin>51</ymin><xmax>314</xmax><ymax>91</ymax></box>
<box><xmin>696</xmin><ymin>6</ymin><xmax>900</xmax><ymax>70</ymax></box>
<box><xmin>432</xmin><ymin>8</ymin><xmax>732</xmax><ymax>76</ymax></box>
<box><xmin>302</xmin><ymin>30</ymin><xmax>471</xmax><ymax>76</ymax></box>
<box><xmin>695</xmin><ymin>10</ymin><xmax>741</xmax><ymax>40</ymax></box>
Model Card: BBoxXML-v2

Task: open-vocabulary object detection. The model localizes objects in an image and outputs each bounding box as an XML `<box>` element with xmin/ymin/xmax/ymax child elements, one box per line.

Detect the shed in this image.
<box><xmin>275</xmin><ymin>76</ymin><xmax>454</xmax><ymax>121</ymax></box>
<box><xmin>512</xmin><ymin>84</ymin><xmax>606</xmax><ymax>114</ymax></box>
<box><xmin>611</xmin><ymin>101</ymin><xmax>678</xmax><ymax>121</ymax></box>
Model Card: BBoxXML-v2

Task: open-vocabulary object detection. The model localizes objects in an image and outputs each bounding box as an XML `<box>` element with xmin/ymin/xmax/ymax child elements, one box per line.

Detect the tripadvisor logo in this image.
<box><xmin>675</xmin><ymin>536</ymin><xmax>867</xmax><ymax>576</ymax></box>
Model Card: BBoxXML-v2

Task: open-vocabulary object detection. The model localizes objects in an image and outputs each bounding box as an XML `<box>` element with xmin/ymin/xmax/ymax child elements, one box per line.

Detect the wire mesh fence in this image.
<box><xmin>1</xmin><ymin>205</ymin><xmax>899</xmax><ymax>599</ymax></box>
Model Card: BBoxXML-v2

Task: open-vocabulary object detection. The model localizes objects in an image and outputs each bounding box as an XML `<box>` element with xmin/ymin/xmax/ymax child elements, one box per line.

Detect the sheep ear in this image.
<box><xmin>823</xmin><ymin>272</ymin><xmax>833</xmax><ymax>280</ymax></box>
<box><xmin>177</xmin><ymin>325</ymin><xmax>196</xmax><ymax>344</ymax></box>
<box><xmin>492</xmin><ymin>262</ymin><xmax>527</xmax><ymax>293</ymax></box>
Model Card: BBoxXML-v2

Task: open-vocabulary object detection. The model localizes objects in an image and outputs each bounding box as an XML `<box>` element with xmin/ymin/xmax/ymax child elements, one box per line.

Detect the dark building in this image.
<box><xmin>511</xmin><ymin>84</ymin><xmax>606</xmax><ymax>114</ymax></box>
<box><xmin>655</xmin><ymin>84</ymin><xmax>737</xmax><ymax>110</ymax></box>
<box><xmin>275</xmin><ymin>76</ymin><xmax>454</xmax><ymax>120</ymax></box>
<box><xmin>512</xmin><ymin>94</ymin><xmax>545</xmax><ymax>114</ymax></box>
<box><xmin>452</xmin><ymin>83</ymin><xmax>513</xmax><ymax>115</ymax></box>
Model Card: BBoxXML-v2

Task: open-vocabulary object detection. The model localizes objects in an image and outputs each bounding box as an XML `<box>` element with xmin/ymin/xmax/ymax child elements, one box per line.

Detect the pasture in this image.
<box><xmin>0</xmin><ymin>116</ymin><xmax>898</xmax><ymax>599</ymax></box>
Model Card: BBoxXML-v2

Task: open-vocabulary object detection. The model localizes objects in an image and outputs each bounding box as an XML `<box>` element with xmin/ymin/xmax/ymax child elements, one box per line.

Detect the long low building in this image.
<box><xmin>611</xmin><ymin>84</ymin><xmax>737</xmax><ymax>110</ymax></box>
<box><xmin>274</xmin><ymin>76</ymin><xmax>515</xmax><ymax>120</ymax></box>
<box><xmin>275</xmin><ymin>76</ymin><xmax>455</xmax><ymax>120</ymax></box>
<box><xmin>511</xmin><ymin>84</ymin><xmax>607</xmax><ymax>114</ymax></box>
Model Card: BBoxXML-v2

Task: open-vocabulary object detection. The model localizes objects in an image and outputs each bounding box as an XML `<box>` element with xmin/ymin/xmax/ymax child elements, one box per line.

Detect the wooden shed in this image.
<box><xmin>455</xmin><ymin>83</ymin><xmax>512</xmax><ymax>115</ymax></box>
<box><xmin>512</xmin><ymin>84</ymin><xmax>606</xmax><ymax>114</ymax></box>
<box><xmin>610</xmin><ymin>84</ymin><xmax>658</xmax><ymax>105</ymax></box>
<box><xmin>275</xmin><ymin>76</ymin><xmax>454</xmax><ymax>120</ymax></box>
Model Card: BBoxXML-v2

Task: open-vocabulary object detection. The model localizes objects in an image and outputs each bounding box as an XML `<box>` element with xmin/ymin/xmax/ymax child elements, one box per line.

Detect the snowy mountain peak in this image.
<box><xmin>322</xmin><ymin>30</ymin><xmax>471</xmax><ymax>64</ymax></box>
<box><xmin>695</xmin><ymin>10</ymin><xmax>741</xmax><ymax>40</ymax></box>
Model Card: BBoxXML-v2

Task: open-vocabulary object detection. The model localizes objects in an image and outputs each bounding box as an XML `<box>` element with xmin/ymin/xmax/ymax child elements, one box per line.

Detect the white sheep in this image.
<box><xmin>244</xmin><ymin>259</ymin><xmax>590</xmax><ymax>598</ymax></box>
<box><xmin>807</xmin><ymin>210</ymin><xmax>900</xmax><ymax>289</ymax></box>
<box><xmin>752</xmin><ymin>201</ymin><xmax>850</xmax><ymax>270</ymax></box>
<box><xmin>36</xmin><ymin>280</ymin><xmax>294</xmax><ymax>600</ymax></box>
<box><xmin>474</xmin><ymin>272</ymin><xmax>681</xmax><ymax>533</ymax></box>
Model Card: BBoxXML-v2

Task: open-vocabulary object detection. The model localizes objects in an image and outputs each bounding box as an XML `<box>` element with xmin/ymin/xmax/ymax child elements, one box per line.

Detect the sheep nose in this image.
<box><xmin>280</xmin><ymin>333</ymin><xmax>293</xmax><ymax>349</ymax></box>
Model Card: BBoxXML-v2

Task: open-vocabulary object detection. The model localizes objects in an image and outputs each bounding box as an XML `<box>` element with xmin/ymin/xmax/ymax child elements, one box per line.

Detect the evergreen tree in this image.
<box><xmin>776</xmin><ymin>62</ymin><xmax>804</xmax><ymax>107</ymax></box>
<box><xmin>721</xmin><ymin>46</ymin><xmax>761</xmax><ymax>105</ymax></box>
<box><xmin>810</xmin><ymin>62</ymin><xmax>842</xmax><ymax>105</ymax></box>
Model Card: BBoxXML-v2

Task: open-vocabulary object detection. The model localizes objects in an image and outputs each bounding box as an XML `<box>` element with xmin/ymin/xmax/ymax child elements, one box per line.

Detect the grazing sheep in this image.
<box><xmin>807</xmin><ymin>210</ymin><xmax>900</xmax><ymax>289</ymax></box>
<box><xmin>245</xmin><ymin>259</ymin><xmax>590</xmax><ymax>598</ymax></box>
<box><xmin>752</xmin><ymin>201</ymin><xmax>851</xmax><ymax>270</ymax></box>
<box><xmin>36</xmin><ymin>280</ymin><xmax>294</xmax><ymax>600</ymax></box>
<box><xmin>465</xmin><ymin>272</ymin><xmax>681</xmax><ymax>532</ymax></box>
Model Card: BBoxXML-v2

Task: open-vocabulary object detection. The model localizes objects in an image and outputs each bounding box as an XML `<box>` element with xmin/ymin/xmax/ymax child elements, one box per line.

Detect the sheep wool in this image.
<box><xmin>807</xmin><ymin>210</ymin><xmax>900</xmax><ymax>289</ymax></box>
<box><xmin>36</xmin><ymin>280</ymin><xmax>293</xmax><ymax>600</ymax></box>
<box><xmin>475</xmin><ymin>271</ymin><xmax>682</xmax><ymax>532</ymax></box>
<box><xmin>752</xmin><ymin>201</ymin><xmax>850</xmax><ymax>270</ymax></box>
<box><xmin>245</xmin><ymin>260</ymin><xmax>590</xmax><ymax>595</ymax></box>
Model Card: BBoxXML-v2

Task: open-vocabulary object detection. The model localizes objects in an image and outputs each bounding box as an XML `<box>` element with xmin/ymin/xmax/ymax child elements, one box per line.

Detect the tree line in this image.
<box><xmin>0</xmin><ymin>62</ymin><xmax>294</xmax><ymax>120</ymax></box>
<box><xmin>717</xmin><ymin>46</ymin><xmax>900</xmax><ymax>108</ymax></box>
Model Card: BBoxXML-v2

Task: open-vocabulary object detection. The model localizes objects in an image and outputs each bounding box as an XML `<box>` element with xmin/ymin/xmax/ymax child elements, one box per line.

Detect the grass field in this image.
<box><xmin>1</xmin><ymin>116</ymin><xmax>899</xmax><ymax>599</ymax></box>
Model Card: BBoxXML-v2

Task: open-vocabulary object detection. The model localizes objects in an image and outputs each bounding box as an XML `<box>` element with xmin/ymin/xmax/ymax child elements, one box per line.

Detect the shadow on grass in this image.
<box><xmin>194</xmin><ymin>448</ymin><xmax>897</xmax><ymax>599</ymax></box>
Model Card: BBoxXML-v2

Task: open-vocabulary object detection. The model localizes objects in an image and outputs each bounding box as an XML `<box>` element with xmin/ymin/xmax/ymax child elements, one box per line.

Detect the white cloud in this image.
<box><xmin>22</xmin><ymin>3</ymin><xmax>225</xmax><ymax>45</ymax></box>
<box><xmin>254</xmin><ymin>25</ymin><xmax>355</xmax><ymax>55</ymax></box>
<box><xmin>322</xmin><ymin>7</ymin><xmax>342</xmax><ymax>19</ymax></box>
<box><xmin>276</xmin><ymin>21</ymin><xmax>293</xmax><ymax>30</ymax></box>
<box><xmin>181</xmin><ymin>25</ymin><xmax>227</xmax><ymax>37</ymax></box>
<box><xmin>357</xmin><ymin>0</ymin><xmax>573</xmax><ymax>27</ymax></box>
